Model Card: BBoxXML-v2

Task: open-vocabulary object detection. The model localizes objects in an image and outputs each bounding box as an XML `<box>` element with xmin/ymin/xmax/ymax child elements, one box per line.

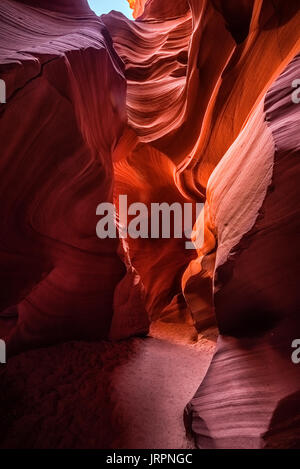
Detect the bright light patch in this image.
<box><xmin>87</xmin><ymin>0</ymin><xmax>133</xmax><ymax>19</ymax></box>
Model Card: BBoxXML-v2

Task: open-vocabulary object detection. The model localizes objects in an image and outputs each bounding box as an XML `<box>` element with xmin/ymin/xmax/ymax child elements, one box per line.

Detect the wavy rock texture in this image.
<box><xmin>0</xmin><ymin>0</ymin><xmax>299</xmax><ymax>449</ymax></box>
<box><xmin>103</xmin><ymin>0</ymin><xmax>300</xmax><ymax>339</ymax></box>
<box><xmin>185</xmin><ymin>54</ymin><xmax>300</xmax><ymax>448</ymax></box>
<box><xmin>0</xmin><ymin>0</ymin><xmax>129</xmax><ymax>353</ymax></box>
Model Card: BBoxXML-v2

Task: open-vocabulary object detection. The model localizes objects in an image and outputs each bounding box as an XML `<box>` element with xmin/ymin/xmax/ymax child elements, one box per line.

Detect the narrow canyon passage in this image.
<box><xmin>109</xmin><ymin>334</ymin><xmax>216</xmax><ymax>449</ymax></box>
<box><xmin>0</xmin><ymin>332</ymin><xmax>216</xmax><ymax>449</ymax></box>
<box><xmin>0</xmin><ymin>0</ymin><xmax>299</xmax><ymax>450</ymax></box>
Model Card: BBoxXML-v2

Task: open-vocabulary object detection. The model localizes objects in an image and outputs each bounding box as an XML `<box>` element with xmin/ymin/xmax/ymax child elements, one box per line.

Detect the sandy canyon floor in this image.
<box><xmin>0</xmin><ymin>326</ymin><xmax>217</xmax><ymax>449</ymax></box>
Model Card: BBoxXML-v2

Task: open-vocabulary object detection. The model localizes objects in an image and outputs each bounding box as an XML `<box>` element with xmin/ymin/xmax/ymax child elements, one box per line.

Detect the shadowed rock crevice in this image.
<box><xmin>0</xmin><ymin>0</ymin><xmax>299</xmax><ymax>449</ymax></box>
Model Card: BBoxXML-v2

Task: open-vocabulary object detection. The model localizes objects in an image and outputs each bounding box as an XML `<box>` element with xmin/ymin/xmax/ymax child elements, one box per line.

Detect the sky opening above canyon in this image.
<box><xmin>87</xmin><ymin>0</ymin><xmax>133</xmax><ymax>18</ymax></box>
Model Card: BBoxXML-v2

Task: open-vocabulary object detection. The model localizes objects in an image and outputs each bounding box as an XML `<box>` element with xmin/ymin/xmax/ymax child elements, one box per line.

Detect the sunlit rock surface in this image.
<box><xmin>0</xmin><ymin>0</ymin><xmax>299</xmax><ymax>449</ymax></box>
<box><xmin>185</xmin><ymin>54</ymin><xmax>300</xmax><ymax>448</ymax></box>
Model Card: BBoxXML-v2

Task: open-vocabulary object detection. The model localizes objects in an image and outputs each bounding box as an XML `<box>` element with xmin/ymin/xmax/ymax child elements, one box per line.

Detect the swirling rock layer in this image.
<box><xmin>0</xmin><ymin>0</ymin><xmax>129</xmax><ymax>352</ymax></box>
<box><xmin>0</xmin><ymin>0</ymin><xmax>299</xmax><ymax>449</ymax></box>
<box><xmin>185</xmin><ymin>53</ymin><xmax>300</xmax><ymax>449</ymax></box>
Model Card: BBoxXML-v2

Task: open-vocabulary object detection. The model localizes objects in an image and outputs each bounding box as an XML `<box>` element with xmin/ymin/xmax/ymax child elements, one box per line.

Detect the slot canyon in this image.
<box><xmin>0</xmin><ymin>0</ymin><xmax>299</xmax><ymax>450</ymax></box>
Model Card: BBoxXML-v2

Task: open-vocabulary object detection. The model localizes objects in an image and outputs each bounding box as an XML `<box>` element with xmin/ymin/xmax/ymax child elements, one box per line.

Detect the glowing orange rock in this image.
<box><xmin>0</xmin><ymin>0</ymin><xmax>300</xmax><ymax>450</ymax></box>
<box><xmin>127</xmin><ymin>0</ymin><xmax>146</xmax><ymax>18</ymax></box>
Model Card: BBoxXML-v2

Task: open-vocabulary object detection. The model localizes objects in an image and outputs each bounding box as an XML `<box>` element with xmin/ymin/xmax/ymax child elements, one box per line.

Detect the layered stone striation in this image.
<box><xmin>0</xmin><ymin>0</ymin><xmax>299</xmax><ymax>448</ymax></box>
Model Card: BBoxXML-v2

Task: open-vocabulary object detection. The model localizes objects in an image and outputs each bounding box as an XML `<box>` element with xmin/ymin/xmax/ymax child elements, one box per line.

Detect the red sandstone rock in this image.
<box><xmin>0</xmin><ymin>0</ymin><xmax>128</xmax><ymax>352</ymax></box>
<box><xmin>184</xmin><ymin>52</ymin><xmax>300</xmax><ymax>449</ymax></box>
<box><xmin>0</xmin><ymin>0</ymin><xmax>299</xmax><ymax>449</ymax></box>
